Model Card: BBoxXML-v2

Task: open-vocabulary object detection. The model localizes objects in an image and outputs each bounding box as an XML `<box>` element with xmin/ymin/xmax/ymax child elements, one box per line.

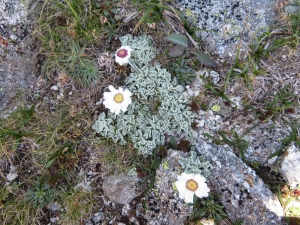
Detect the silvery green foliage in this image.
<box><xmin>92</xmin><ymin>35</ymin><xmax>196</xmax><ymax>156</ymax></box>
<box><xmin>119</xmin><ymin>34</ymin><xmax>155</xmax><ymax>67</ymax></box>
<box><xmin>127</xmin><ymin>168</ymin><xmax>138</xmax><ymax>178</ymax></box>
<box><xmin>179</xmin><ymin>150</ymin><xmax>212</xmax><ymax>178</ymax></box>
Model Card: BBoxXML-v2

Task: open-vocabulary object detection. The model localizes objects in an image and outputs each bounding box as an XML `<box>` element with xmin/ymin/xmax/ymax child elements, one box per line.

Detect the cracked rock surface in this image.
<box><xmin>102</xmin><ymin>173</ymin><xmax>140</xmax><ymax>205</ymax></box>
<box><xmin>0</xmin><ymin>0</ymin><xmax>40</xmax><ymax>116</ymax></box>
<box><xmin>174</xmin><ymin>0</ymin><xmax>277</xmax><ymax>59</ymax></box>
<box><xmin>195</xmin><ymin>140</ymin><xmax>286</xmax><ymax>225</ymax></box>
<box><xmin>279</xmin><ymin>144</ymin><xmax>300</xmax><ymax>189</ymax></box>
<box><xmin>143</xmin><ymin>150</ymin><xmax>193</xmax><ymax>225</ymax></box>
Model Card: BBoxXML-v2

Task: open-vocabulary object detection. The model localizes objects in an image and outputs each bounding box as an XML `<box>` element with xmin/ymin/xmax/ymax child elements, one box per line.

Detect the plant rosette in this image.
<box><xmin>175</xmin><ymin>172</ymin><xmax>210</xmax><ymax>203</ymax></box>
<box><xmin>115</xmin><ymin>46</ymin><xmax>132</xmax><ymax>65</ymax></box>
<box><xmin>103</xmin><ymin>85</ymin><xmax>132</xmax><ymax>115</ymax></box>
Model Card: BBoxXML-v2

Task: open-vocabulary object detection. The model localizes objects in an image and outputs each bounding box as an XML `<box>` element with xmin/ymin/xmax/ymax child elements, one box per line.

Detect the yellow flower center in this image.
<box><xmin>186</xmin><ymin>179</ymin><xmax>198</xmax><ymax>192</ymax></box>
<box><xmin>114</xmin><ymin>93</ymin><xmax>124</xmax><ymax>103</ymax></box>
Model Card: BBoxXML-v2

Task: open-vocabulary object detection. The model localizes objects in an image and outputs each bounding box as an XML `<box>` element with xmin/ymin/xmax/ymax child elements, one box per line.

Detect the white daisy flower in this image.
<box><xmin>175</xmin><ymin>173</ymin><xmax>210</xmax><ymax>203</ymax></box>
<box><xmin>115</xmin><ymin>46</ymin><xmax>132</xmax><ymax>66</ymax></box>
<box><xmin>103</xmin><ymin>85</ymin><xmax>132</xmax><ymax>115</ymax></box>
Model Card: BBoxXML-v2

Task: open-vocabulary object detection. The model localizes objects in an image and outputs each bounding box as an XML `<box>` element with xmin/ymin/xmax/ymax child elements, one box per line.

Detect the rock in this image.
<box><xmin>84</xmin><ymin>211</ymin><xmax>105</xmax><ymax>225</ymax></box>
<box><xmin>246</xmin><ymin>121</ymin><xmax>291</xmax><ymax>165</ymax></box>
<box><xmin>50</xmin><ymin>85</ymin><xmax>59</xmax><ymax>91</ymax></box>
<box><xmin>50</xmin><ymin>217</ymin><xmax>58</xmax><ymax>223</ymax></box>
<box><xmin>0</xmin><ymin>0</ymin><xmax>40</xmax><ymax>115</ymax></box>
<box><xmin>0</xmin><ymin>0</ymin><xmax>30</xmax><ymax>39</ymax></box>
<box><xmin>174</xmin><ymin>0</ymin><xmax>277</xmax><ymax>60</ymax></box>
<box><xmin>198</xmin><ymin>218</ymin><xmax>216</xmax><ymax>225</ymax></box>
<box><xmin>144</xmin><ymin>150</ymin><xmax>193</xmax><ymax>225</ymax></box>
<box><xmin>93</xmin><ymin>212</ymin><xmax>104</xmax><ymax>223</ymax></box>
<box><xmin>206</xmin><ymin>70</ymin><xmax>220</xmax><ymax>84</ymax></box>
<box><xmin>187</xmin><ymin>87</ymin><xmax>194</xmax><ymax>96</ymax></box>
<box><xmin>195</xmin><ymin>140</ymin><xmax>286</xmax><ymax>225</ymax></box>
<box><xmin>47</xmin><ymin>202</ymin><xmax>61</xmax><ymax>212</ymax></box>
<box><xmin>279</xmin><ymin>144</ymin><xmax>300</xmax><ymax>189</ymax></box>
<box><xmin>6</xmin><ymin>171</ymin><xmax>18</xmax><ymax>182</ymax></box>
<box><xmin>102</xmin><ymin>173</ymin><xmax>139</xmax><ymax>205</ymax></box>
<box><xmin>285</xmin><ymin>1</ymin><xmax>300</xmax><ymax>14</ymax></box>
<box><xmin>6</xmin><ymin>165</ymin><xmax>18</xmax><ymax>182</ymax></box>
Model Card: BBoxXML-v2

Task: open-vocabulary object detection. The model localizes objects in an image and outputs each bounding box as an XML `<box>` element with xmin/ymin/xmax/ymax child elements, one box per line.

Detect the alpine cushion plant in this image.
<box><xmin>92</xmin><ymin>35</ymin><xmax>196</xmax><ymax>156</ymax></box>
<box><xmin>119</xmin><ymin>35</ymin><xmax>156</xmax><ymax>68</ymax></box>
<box><xmin>179</xmin><ymin>150</ymin><xmax>212</xmax><ymax>178</ymax></box>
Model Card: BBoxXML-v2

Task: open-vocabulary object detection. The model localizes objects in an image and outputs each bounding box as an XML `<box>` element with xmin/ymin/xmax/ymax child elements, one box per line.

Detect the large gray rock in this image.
<box><xmin>196</xmin><ymin>140</ymin><xmax>286</xmax><ymax>225</ymax></box>
<box><xmin>0</xmin><ymin>0</ymin><xmax>39</xmax><ymax>115</ymax></box>
<box><xmin>285</xmin><ymin>0</ymin><xmax>300</xmax><ymax>14</ymax></box>
<box><xmin>279</xmin><ymin>144</ymin><xmax>300</xmax><ymax>189</ymax></box>
<box><xmin>174</xmin><ymin>0</ymin><xmax>277</xmax><ymax>59</ymax></box>
<box><xmin>236</xmin><ymin>120</ymin><xmax>292</xmax><ymax>166</ymax></box>
<box><xmin>143</xmin><ymin>150</ymin><xmax>193</xmax><ymax>225</ymax></box>
<box><xmin>102</xmin><ymin>173</ymin><xmax>140</xmax><ymax>205</ymax></box>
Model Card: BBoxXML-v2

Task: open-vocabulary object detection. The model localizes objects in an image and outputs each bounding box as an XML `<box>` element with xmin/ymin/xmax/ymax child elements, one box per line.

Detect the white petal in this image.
<box><xmin>104</xmin><ymin>101</ymin><xmax>115</xmax><ymax>109</ymax></box>
<box><xmin>120</xmin><ymin>104</ymin><xmax>128</xmax><ymax>112</ymax></box>
<box><xmin>123</xmin><ymin>58</ymin><xmax>129</xmax><ymax>65</ymax></box>
<box><xmin>122</xmin><ymin>46</ymin><xmax>132</xmax><ymax>52</ymax></box>
<box><xmin>195</xmin><ymin>186</ymin><xmax>210</xmax><ymax>198</ymax></box>
<box><xmin>177</xmin><ymin>175</ymin><xmax>187</xmax><ymax>182</ymax></box>
<box><xmin>103</xmin><ymin>97</ymin><xmax>114</xmax><ymax>104</ymax></box>
<box><xmin>114</xmin><ymin>105</ymin><xmax>121</xmax><ymax>114</ymax></box>
<box><xmin>175</xmin><ymin>180</ymin><xmax>186</xmax><ymax>191</ymax></box>
<box><xmin>184</xmin><ymin>190</ymin><xmax>194</xmax><ymax>203</ymax></box>
<box><xmin>102</xmin><ymin>99</ymin><xmax>110</xmax><ymax>106</ymax></box>
<box><xmin>119</xmin><ymin>87</ymin><xmax>124</xmax><ymax>93</ymax></box>
<box><xmin>115</xmin><ymin>57</ymin><xmax>122</xmax><ymax>65</ymax></box>
<box><xmin>194</xmin><ymin>174</ymin><xmax>206</xmax><ymax>184</ymax></box>
<box><xmin>123</xmin><ymin>89</ymin><xmax>132</xmax><ymax>97</ymax></box>
<box><xmin>179</xmin><ymin>173</ymin><xmax>193</xmax><ymax>181</ymax></box>
<box><xmin>116</xmin><ymin>57</ymin><xmax>129</xmax><ymax>66</ymax></box>
<box><xmin>108</xmin><ymin>85</ymin><xmax>115</xmax><ymax>92</ymax></box>
<box><xmin>109</xmin><ymin>104</ymin><xmax>118</xmax><ymax>113</ymax></box>
<box><xmin>118</xmin><ymin>59</ymin><xmax>125</xmax><ymax>65</ymax></box>
<box><xmin>178</xmin><ymin>187</ymin><xmax>187</xmax><ymax>199</ymax></box>
<box><xmin>198</xmin><ymin>181</ymin><xmax>209</xmax><ymax>189</ymax></box>
<box><xmin>103</xmin><ymin>92</ymin><xmax>113</xmax><ymax>100</ymax></box>
<box><xmin>122</xmin><ymin>99</ymin><xmax>131</xmax><ymax>106</ymax></box>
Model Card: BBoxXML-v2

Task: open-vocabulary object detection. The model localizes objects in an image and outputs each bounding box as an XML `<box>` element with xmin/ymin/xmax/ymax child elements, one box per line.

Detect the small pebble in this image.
<box><xmin>243</xmin><ymin>181</ymin><xmax>250</xmax><ymax>189</ymax></box>
<box><xmin>187</xmin><ymin>88</ymin><xmax>194</xmax><ymax>96</ymax></box>
<box><xmin>50</xmin><ymin>85</ymin><xmax>59</xmax><ymax>91</ymax></box>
